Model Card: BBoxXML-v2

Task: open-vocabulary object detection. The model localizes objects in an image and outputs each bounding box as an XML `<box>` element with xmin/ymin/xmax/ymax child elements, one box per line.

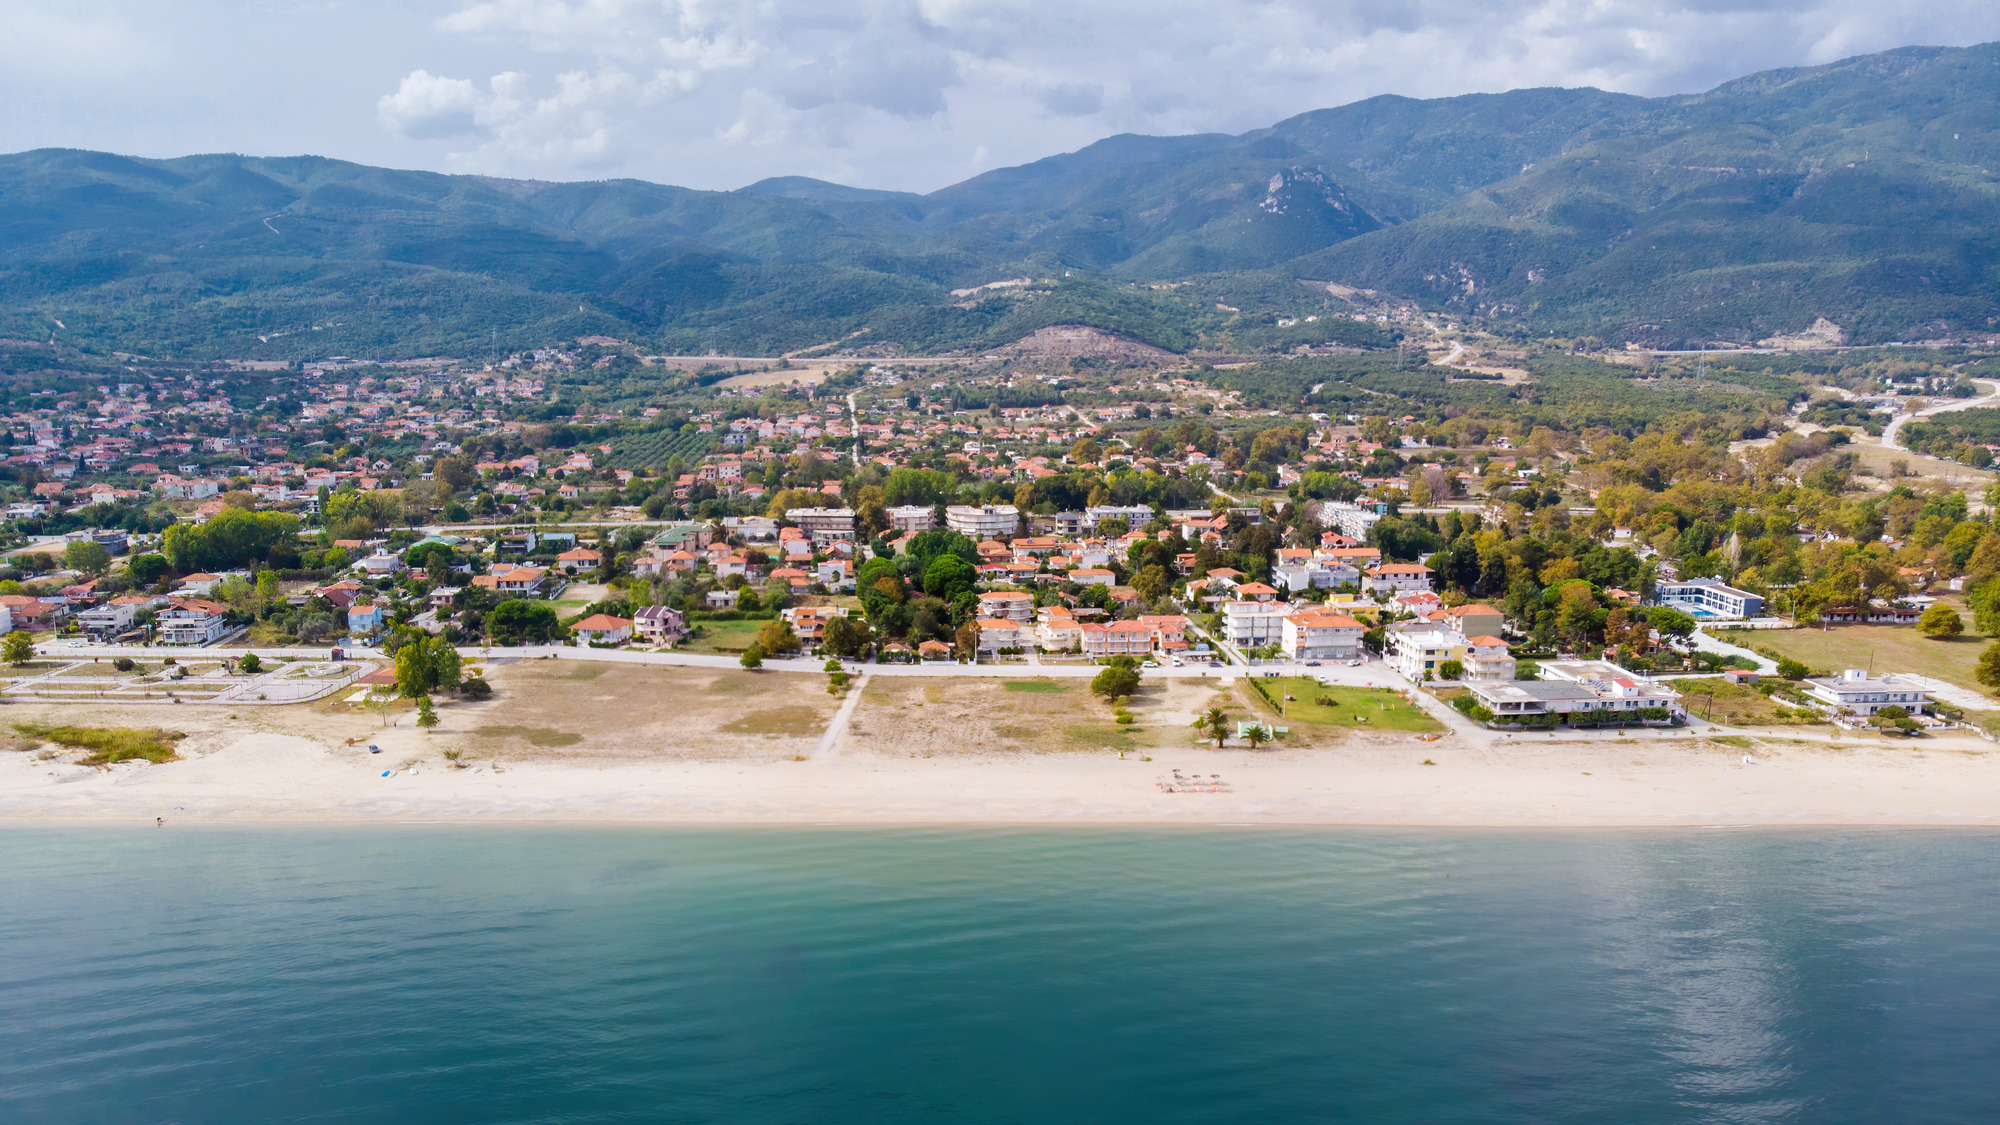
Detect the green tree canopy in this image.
<box><xmin>163</xmin><ymin>508</ymin><xmax>301</xmax><ymax>573</ymax></box>
<box><xmin>395</xmin><ymin>635</ymin><xmax>463</xmax><ymax>698</ymax></box>
<box><xmin>485</xmin><ymin>600</ymin><xmax>560</xmax><ymax>645</ymax></box>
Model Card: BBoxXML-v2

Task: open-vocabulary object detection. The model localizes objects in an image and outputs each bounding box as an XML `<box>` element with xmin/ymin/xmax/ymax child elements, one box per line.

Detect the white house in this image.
<box><xmin>1804</xmin><ymin>670</ymin><xmax>1932</xmax><ymax>717</ymax></box>
<box><xmin>572</xmin><ymin>614</ymin><xmax>634</xmax><ymax>646</ymax></box>
<box><xmin>158</xmin><ymin>599</ymin><xmax>229</xmax><ymax>645</ymax></box>
<box><xmin>1280</xmin><ymin>610</ymin><xmax>1364</xmax><ymax>660</ymax></box>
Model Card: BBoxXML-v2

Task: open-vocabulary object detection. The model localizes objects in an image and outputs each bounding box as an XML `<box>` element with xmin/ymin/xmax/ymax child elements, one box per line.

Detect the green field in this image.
<box><xmin>1718</xmin><ymin>624</ymin><xmax>1990</xmax><ymax>696</ymax></box>
<box><xmin>1004</xmin><ymin>680</ymin><xmax>1070</xmax><ymax>693</ymax></box>
<box><xmin>678</xmin><ymin>619</ymin><xmax>770</xmax><ymax>655</ymax></box>
<box><xmin>1673</xmin><ymin>677</ymin><xmax>1827</xmax><ymax>728</ymax></box>
<box><xmin>1251</xmin><ymin>678</ymin><xmax>1443</xmax><ymax>732</ymax></box>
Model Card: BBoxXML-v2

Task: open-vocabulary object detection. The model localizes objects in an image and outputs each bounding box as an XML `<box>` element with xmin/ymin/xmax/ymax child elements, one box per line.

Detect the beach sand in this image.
<box><xmin>2</xmin><ymin>658</ymin><xmax>1996</xmax><ymax>827</ymax></box>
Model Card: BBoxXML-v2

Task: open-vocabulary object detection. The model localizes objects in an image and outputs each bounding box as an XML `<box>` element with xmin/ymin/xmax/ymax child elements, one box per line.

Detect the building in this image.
<box><xmin>944</xmin><ymin>504</ymin><xmax>1020</xmax><ymax>540</ymax></box>
<box><xmin>157</xmin><ymin>599</ymin><xmax>229</xmax><ymax>645</ymax></box>
<box><xmin>1222</xmin><ymin>600</ymin><xmax>1292</xmax><ymax>649</ymax></box>
<box><xmin>1803</xmin><ymin>670</ymin><xmax>1933</xmax><ymax>717</ymax></box>
<box><xmin>1320</xmin><ymin>499</ymin><xmax>1387</xmax><ymax>541</ymax></box>
<box><xmin>1465</xmin><ymin>662</ymin><xmax>1683</xmax><ymax>722</ymax></box>
<box><xmin>357</xmin><ymin>550</ymin><xmax>406</xmax><ymax>577</ymax></box>
<box><xmin>1080</xmin><ymin>618</ymin><xmax>1159</xmax><ymax>658</ymax></box>
<box><xmin>785</xmin><ymin>507</ymin><xmax>856</xmax><ymax>544</ymax></box>
<box><xmin>1084</xmin><ymin>505</ymin><xmax>1153</xmax><ymax>529</ymax></box>
<box><xmin>973</xmin><ymin>618</ymin><xmax>1025</xmax><ymax>653</ymax></box>
<box><xmin>77</xmin><ymin>599</ymin><xmax>141</xmax><ymax>640</ymax></box>
<box><xmin>346</xmin><ymin>603</ymin><xmax>386</xmax><ymax>634</ymax></box>
<box><xmin>1280</xmin><ymin>611</ymin><xmax>1364</xmax><ymax>661</ymax></box>
<box><xmin>977</xmin><ymin>590</ymin><xmax>1034</xmax><ymax>622</ymax></box>
<box><xmin>1655</xmin><ymin>577</ymin><xmax>1764</xmax><ymax>620</ymax></box>
<box><xmin>572</xmin><ymin>614</ymin><xmax>634</xmax><ymax>646</ymax></box>
<box><xmin>1386</xmin><ymin>621</ymin><xmax>1465</xmax><ymax>680</ymax></box>
<box><xmin>633</xmin><ymin>605</ymin><xmax>686</xmax><ymax>645</ymax></box>
<box><xmin>555</xmin><ymin>547</ymin><xmax>603</xmax><ymax>575</ymax></box>
<box><xmin>1363</xmin><ymin>563</ymin><xmax>1435</xmax><ymax>595</ymax></box>
<box><xmin>1460</xmin><ymin>636</ymin><xmax>1516</xmax><ymax>681</ymax></box>
<box><xmin>1437</xmin><ymin>603</ymin><xmax>1505</xmax><ymax>639</ymax></box>
<box><xmin>885</xmin><ymin>505</ymin><xmax>937</xmax><ymax>533</ymax></box>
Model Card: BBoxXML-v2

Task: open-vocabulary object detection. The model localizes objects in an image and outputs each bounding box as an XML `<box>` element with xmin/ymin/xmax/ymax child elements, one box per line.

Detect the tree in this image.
<box><xmin>1244</xmin><ymin>723</ymin><xmax>1268</xmax><ymax>751</ymax></box>
<box><xmin>1918</xmin><ymin>603</ymin><xmax>1964</xmax><ymax>638</ymax></box>
<box><xmin>922</xmin><ymin>554</ymin><xmax>976</xmax><ymax>601</ymax></box>
<box><xmin>1647</xmin><ymin>607</ymin><xmax>1698</xmax><ymax>642</ymax></box>
<box><xmin>395</xmin><ymin>635</ymin><xmax>463</xmax><ymax>698</ymax></box>
<box><xmin>415</xmin><ymin>695</ymin><xmax>439</xmax><ymax>730</ymax></box>
<box><xmin>822</xmin><ymin>615</ymin><xmax>871</xmax><ymax>658</ymax></box>
<box><xmin>240</xmin><ymin>653</ymin><xmax>262</xmax><ymax>674</ymax></box>
<box><xmin>365</xmin><ymin>683</ymin><xmax>398</xmax><ymax>727</ymax></box>
<box><xmin>2</xmin><ymin>631</ymin><xmax>34</xmax><ymax>666</ymax></box>
<box><xmin>63</xmin><ymin>540</ymin><xmax>111</xmax><ymax>576</ymax></box>
<box><xmin>1131</xmin><ymin>564</ymin><xmax>1169</xmax><ymax>605</ymax></box>
<box><xmin>955</xmin><ymin>619</ymin><xmax>980</xmax><ymax>659</ymax></box>
<box><xmin>162</xmin><ymin>508</ymin><xmax>301</xmax><ymax>572</ymax></box>
<box><xmin>485</xmin><ymin>600</ymin><xmax>559</xmax><ymax>645</ymax></box>
<box><xmin>740</xmin><ymin>644</ymin><xmax>766</xmax><ymax>670</ymax></box>
<box><xmin>1437</xmin><ymin>659</ymin><xmax>1465</xmax><ymax>681</ymax></box>
<box><xmin>1776</xmin><ymin>656</ymin><xmax>1810</xmax><ymax>681</ymax></box>
<box><xmin>756</xmin><ymin>619</ymin><xmax>800</xmax><ymax>655</ymax></box>
<box><xmin>127</xmin><ymin>553</ymin><xmax>171</xmax><ymax>585</ymax></box>
<box><xmin>1091</xmin><ymin>663</ymin><xmax>1141</xmax><ymax>700</ymax></box>
<box><xmin>1978</xmin><ymin>642</ymin><xmax>2000</xmax><ymax>692</ymax></box>
<box><xmin>1193</xmin><ymin>706</ymin><xmax>1229</xmax><ymax>749</ymax></box>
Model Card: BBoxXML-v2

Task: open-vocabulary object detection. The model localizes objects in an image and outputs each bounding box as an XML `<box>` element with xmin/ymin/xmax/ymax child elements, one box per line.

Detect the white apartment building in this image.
<box><xmin>944</xmin><ymin>504</ymin><xmax>1021</xmax><ymax>540</ymax></box>
<box><xmin>885</xmin><ymin>505</ymin><xmax>937</xmax><ymax>533</ymax></box>
<box><xmin>1223</xmin><ymin>599</ymin><xmax>1292</xmax><ymax>649</ymax></box>
<box><xmin>1363</xmin><ymin>563</ymin><xmax>1435</xmax><ymax>595</ymax></box>
<box><xmin>1654</xmin><ymin>577</ymin><xmax>1764</xmax><ymax>619</ymax></box>
<box><xmin>785</xmin><ymin>507</ymin><xmax>857</xmax><ymax>544</ymax></box>
<box><xmin>1320</xmin><ymin>499</ymin><xmax>1386</xmax><ymax>542</ymax></box>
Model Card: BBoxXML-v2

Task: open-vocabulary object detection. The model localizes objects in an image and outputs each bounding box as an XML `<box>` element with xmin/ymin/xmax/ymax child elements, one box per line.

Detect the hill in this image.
<box><xmin>4</xmin><ymin>42</ymin><xmax>2000</xmax><ymax>357</ymax></box>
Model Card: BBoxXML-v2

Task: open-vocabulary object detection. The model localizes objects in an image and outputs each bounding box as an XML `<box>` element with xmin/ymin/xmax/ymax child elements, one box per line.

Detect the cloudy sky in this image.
<box><xmin>4</xmin><ymin>1</ymin><xmax>1998</xmax><ymax>193</ymax></box>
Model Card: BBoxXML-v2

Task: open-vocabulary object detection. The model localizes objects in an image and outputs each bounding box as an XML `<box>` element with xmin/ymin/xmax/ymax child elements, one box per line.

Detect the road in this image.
<box><xmin>1880</xmin><ymin>379</ymin><xmax>2000</xmax><ymax>452</ymax></box>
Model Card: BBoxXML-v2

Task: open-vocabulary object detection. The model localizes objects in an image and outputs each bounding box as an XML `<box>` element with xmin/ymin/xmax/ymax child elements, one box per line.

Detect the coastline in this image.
<box><xmin>5</xmin><ymin>729</ymin><xmax>1997</xmax><ymax>829</ymax></box>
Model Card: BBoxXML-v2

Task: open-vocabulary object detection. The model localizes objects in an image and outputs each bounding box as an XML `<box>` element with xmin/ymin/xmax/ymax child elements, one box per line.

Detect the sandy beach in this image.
<box><xmin>4</xmin><ymin>725</ymin><xmax>1998</xmax><ymax>828</ymax></box>
<box><xmin>3</xmin><ymin>657</ymin><xmax>1997</xmax><ymax>828</ymax></box>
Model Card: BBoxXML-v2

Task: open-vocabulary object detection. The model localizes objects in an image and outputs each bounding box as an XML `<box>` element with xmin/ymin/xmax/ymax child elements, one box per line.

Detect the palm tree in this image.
<box><xmin>1192</xmin><ymin>706</ymin><xmax>1229</xmax><ymax>749</ymax></box>
<box><xmin>1244</xmin><ymin>723</ymin><xmax>1268</xmax><ymax>751</ymax></box>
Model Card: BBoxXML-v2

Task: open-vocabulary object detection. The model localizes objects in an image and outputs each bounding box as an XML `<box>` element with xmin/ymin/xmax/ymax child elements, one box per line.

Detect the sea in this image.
<box><xmin>1</xmin><ymin>827</ymin><xmax>1996</xmax><ymax>1123</ymax></box>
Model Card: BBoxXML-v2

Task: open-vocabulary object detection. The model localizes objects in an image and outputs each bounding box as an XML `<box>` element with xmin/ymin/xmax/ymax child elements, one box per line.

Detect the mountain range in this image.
<box><xmin>4</xmin><ymin>41</ymin><xmax>2000</xmax><ymax>359</ymax></box>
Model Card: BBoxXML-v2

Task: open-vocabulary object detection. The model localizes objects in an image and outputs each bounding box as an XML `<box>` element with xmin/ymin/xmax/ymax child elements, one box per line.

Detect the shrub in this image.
<box><xmin>112</xmin><ymin>657</ymin><xmax>135</xmax><ymax>672</ymax></box>
<box><xmin>457</xmin><ymin>677</ymin><xmax>493</xmax><ymax>700</ymax></box>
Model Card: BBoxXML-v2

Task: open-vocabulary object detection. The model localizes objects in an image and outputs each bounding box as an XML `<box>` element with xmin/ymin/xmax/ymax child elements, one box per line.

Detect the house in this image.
<box><xmin>1723</xmin><ymin>669</ymin><xmax>1760</xmax><ymax>685</ymax></box>
<box><xmin>1280</xmin><ymin>611</ymin><xmax>1365</xmax><ymax>661</ymax></box>
<box><xmin>1386</xmin><ymin>620</ymin><xmax>1465</xmax><ymax>680</ymax></box>
<box><xmin>1803</xmin><ymin>670</ymin><xmax>1933</xmax><ymax>717</ymax></box>
<box><xmin>1654</xmin><ymin>578</ymin><xmax>1764</xmax><ymax>620</ymax></box>
<box><xmin>347</xmin><ymin>603</ymin><xmax>387</xmax><ymax>634</ymax></box>
<box><xmin>885</xmin><ymin>505</ymin><xmax>937</xmax><ymax>533</ymax></box>
<box><xmin>918</xmin><ymin>639</ymin><xmax>953</xmax><ymax>660</ymax></box>
<box><xmin>633</xmin><ymin>605</ymin><xmax>686</xmax><ymax>645</ymax></box>
<box><xmin>572</xmin><ymin>614</ymin><xmax>634</xmax><ymax>646</ymax></box>
<box><xmin>472</xmin><ymin>566</ymin><xmax>548</xmax><ymax>598</ymax></box>
<box><xmin>785</xmin><ymin>506</ymin><xmax>856</xmax><ymax>544</ymax></box>
<box><xmin>357</xmin><ymin>550</ymin><xmax>407</xmax><ymax>578</ymax></box>
<box><xmin>77</xmin><ymin>598</ymin><xmax>144</xmax><ymax>640</ymax></box>
<box><xmin>158</xmin><ymin>598</ymin><xmax>230</xmax><ymax>645</ymax></box>
<box><xmin>1362</xmin><ymin>563</ymin><xmax>1435</xmax><ymax>595</ymax></box>
<box><xmin>815</xmin><ymin>559</ymin><xmax>855</xmax><ymax>591</ymax></box>
<box><xmin>551</xmin><ymin>547</ymin><xmax>600</xmax><ymax>575</ymax></box>
<box><xmin>1465</xmin><ymin>661</ymin><xmax>1683</xmax><ymax>722</ymax></box>
<box><xmin>1035</xmin><ymin>606</ymin><xmax>1081</xmax><ymax>651</ymax></box>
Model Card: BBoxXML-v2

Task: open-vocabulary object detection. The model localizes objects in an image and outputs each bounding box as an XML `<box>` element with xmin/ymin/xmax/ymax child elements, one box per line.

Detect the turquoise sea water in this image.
<box><xmin>2</xmin><ymin>828</ymin><xmax>1997</xmax><ymax>1123</ymax></box>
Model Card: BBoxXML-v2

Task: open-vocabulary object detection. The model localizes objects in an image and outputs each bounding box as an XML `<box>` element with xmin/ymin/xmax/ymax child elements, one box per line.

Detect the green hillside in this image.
<box><xmin>5</xmin><ymin>42</ymin><xmax>2000</xmax><ymax>357</ymax></box>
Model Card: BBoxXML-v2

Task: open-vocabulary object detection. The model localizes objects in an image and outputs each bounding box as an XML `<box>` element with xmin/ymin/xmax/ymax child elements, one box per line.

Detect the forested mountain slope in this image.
<box><xmin>3</xmin><ymin>42</ymin><xmax>1998</xmax><ymax>357</ymax></box>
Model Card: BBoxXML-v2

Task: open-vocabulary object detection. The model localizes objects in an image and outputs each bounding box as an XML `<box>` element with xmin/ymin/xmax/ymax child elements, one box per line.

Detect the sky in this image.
<box><xmin>4</xmin><ymin>1</ymin><xmax>2000</xmax><ymax>194</ymax></box>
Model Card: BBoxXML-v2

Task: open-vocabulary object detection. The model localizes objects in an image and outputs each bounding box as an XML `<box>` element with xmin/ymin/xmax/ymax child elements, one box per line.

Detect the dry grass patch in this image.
<box><xmin>16</xmin><ymin>723</ymin><xmax>185</xmax><ymax>765</ymax></box>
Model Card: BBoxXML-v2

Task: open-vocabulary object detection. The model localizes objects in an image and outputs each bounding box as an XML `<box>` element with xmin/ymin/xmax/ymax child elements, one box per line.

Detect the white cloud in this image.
<box><xmin>377</xmin><ymin>70</ymin><xmax>490</xmax><ymax>140</ymax></box>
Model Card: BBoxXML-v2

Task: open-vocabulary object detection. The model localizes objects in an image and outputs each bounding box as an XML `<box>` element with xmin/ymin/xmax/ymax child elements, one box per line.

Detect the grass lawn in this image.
<box><xmin>1004</xmin><ymin>680</ymin><xmax>1070</xmax><ymax>693</ymax></box>
<box><xmin>1251</xmin><ymin>678</ymin><xmax>1443</xmax><ymax>732</ymax></box>
<box><xmin>1673</xmin><ymin>677</ymin><xmax>1828</xmax><ymax>728</ymax></box>
<box><xmin>1721</xmin><ymin>624</ymin><xmax>1989</xmax><ymax>693</ymax></box>
<box><xmin>678</xmin><ymin>619</ymin><xmax>770</xmax><ymax>655</ymax></box>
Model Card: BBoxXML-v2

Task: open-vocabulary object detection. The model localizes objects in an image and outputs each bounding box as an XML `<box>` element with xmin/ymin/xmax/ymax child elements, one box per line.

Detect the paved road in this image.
<box><xmin>1880</xmin><ymin>378</ymin><xmax>2000</xmax><ymax>452</ymax></box>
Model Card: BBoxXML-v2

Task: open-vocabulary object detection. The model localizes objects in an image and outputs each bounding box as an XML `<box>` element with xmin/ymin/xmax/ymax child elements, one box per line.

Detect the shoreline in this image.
<box><xmin>5</xmin><ymin>729</ymin><xmax>1997</xmax><ymax>830</ymax></box>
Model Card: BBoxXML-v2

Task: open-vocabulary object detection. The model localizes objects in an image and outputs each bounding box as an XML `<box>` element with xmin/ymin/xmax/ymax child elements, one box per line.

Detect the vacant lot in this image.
<box><xmin>458</xmin><ymin>660</ymin><xmax>841</xmax><ymax>761</ymax></box>
<box><xmin>1724</xmin><ymin>623</ymin><xmax>1988</xmax><ymax>693</ymax></box>
<box><xmin>678</xmin><ymin>618</ymin><xmax>773</xmax><ymax>655</ymax></box>
<box><xmin>1673</xmin><ymin>677</ymin><xmax>1829</xmax><ymax>729</ymax></box>
<box><xmin>1243</xmin><ymin>678</ymin><xmax>1443</xmax><ymax>733</ymax></box>
<box><xmin>845</xmin><ymin>674</ymin><xmax>1226</xmax><ymax>756</ymax></box>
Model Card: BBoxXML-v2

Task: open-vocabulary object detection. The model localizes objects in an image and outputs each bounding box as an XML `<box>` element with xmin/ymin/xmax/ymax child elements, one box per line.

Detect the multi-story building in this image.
<box><xmin>1386</xmin><ymin>620</ymin><xmax>1464</xmax><ymax>680</ymax></box>
<box><xmin>1079</xmin><ymin>619</ymin><xmax>1158</xmax><ymax>658</ymax></box>
<box><xmin>1084</xmin><ymin>505</ymin><xmax>1153</xmax><ymax>529</ymax></box>
<box><xmin>1363</xmin><ymin>563</ymin><xmax>1435</xmax><ymax>595</ymax></box>
<box><xmin>1280</xmin><ymin>611</ymin><xmax>1365</xmax><ymax>660</ymax></box>
<box><xmin>885</xmin><ymin>505</ymin><xmax>937</xmax><ymax>533</ymax></box>
<box><xmin>157</xmin><ymin>599</ymin><xmax>229</xmax><ymax>645</ymax></box>
<box><xmin>1467</xmin><ymin>660</ymin><xmax>1684</xmax><ymax>721</ymax></box>
<box><xmin>633</xmin><ymin>605</ymin><xmax>686</xmax><ymax>645</ymax></box>
<box><xmin>1222</xmin><ymin>599</ymin><xmax>1291</xmax><ymax>649</ymax></box>
<box><xmin>1654</xmin><ymin>577</ymin><xmax>1764</xmax><ymax>619</ymax></box>
<box><xmin>944</xmin><ymin>504</ymin><xmax>1021</xmax><ymax>540</ymax></box>
<box><xmin>976</xmin><ymin>590</ymin><xmax>1034</xmax><ymax>622</ymax></box>
<box><xmin>1460</xmin><ymin>635</ymin><xmax>1516</xmax><ymax>681</ymax></box>
<box><xmin>1320</xmin><ymin>499</ymin><xmax>1387</xmax><ymax>541</ymax></box>
<box><xmin>785</xmin><ymin>506</ymin><xmax>857</xmax><ymax>544</ymax></box>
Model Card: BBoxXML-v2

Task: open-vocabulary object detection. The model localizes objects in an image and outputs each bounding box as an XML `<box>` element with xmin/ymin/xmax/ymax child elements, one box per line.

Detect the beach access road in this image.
<box><xmin>39</xmin><ymin>638</ymin><xmax>1358</xmax><ymax>682</ymax></box>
